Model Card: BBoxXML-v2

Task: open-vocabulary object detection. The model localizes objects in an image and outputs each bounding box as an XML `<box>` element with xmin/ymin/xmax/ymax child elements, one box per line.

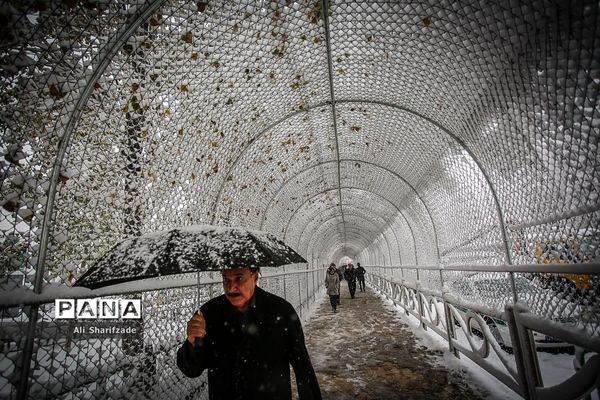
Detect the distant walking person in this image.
<box><xmin>336</xmin><ymin>265</ymin><xmax>344</xmax><ymax>305</ymax></box>
<box><xmin>325</xmin><ymin>263</ymin><xmax>340</xmax><ymax>312</ymax></box>
<box><xmin>355</xmin><ymin>263</ymin><xmax>366</xmax><ymax>292</ymax></box>
<box><xmin>344</xmin><ymin>263</ymin><xmax>357</xmax><ymax>299</ymax></box>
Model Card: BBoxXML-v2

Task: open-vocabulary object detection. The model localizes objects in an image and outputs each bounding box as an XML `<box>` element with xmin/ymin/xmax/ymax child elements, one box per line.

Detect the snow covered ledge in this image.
<box><xmin>508</xmin><ymin>302</ymin><xmax>600</xmax><ymax>400</ymax></box>
<box><xmin>0</xmin><ymin>269</ymin><xmax>322</xmax><ymax>308</ymax></box>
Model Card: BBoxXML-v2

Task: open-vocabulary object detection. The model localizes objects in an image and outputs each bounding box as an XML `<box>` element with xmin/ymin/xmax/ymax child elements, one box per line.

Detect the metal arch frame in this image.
<box><xmin>259</xmin><ymin>159</ymin><xmax>437</xmax><ymax>262</ymax></box>
<box><xmin>381</xmin><ymin>222</ymin><xmax>403</xmax><ymax>265</ymax></box>
<box><xmin>296</xmin><ymin>204</ymin><xmax>402</xmax><ymax>266</ymax></box>
<box><xmin>290</xmin><ymin>202</ymin><xmax>403</xmax><ymax>265</ymax></box>
<box><xmin>320</xmin><ymin>230</ymin><xmax>385</xmax><ymax>266</ymax></box>
<box><xmin>291</xmin><ymin>202</ymin><xmax>393</xmax><ymax>238</ymax></box>
<box><xmin>363</xmin><ymin>246</ymin><xmax>374</xmax><ymax>266</ymax></box>
<box><xmin>21</xmin><ymin>3</ymin><xmax>170</xmax><ymax>399</ymax></box>
<box><xmin>37</xmin><ymin>2</ymin><xmax>513</xmax><ymax>286</ymax></box>
<box><xmin>209</xmin><ymin>106</ymin><xmax>326</xmax><ymax>225</ymax></box>
<box><xmin>303</xmin><ymin>213</ymin><xmax>393</xmax><ymax>265</ymax></box>
<box><xmin>331</xmin><ymin>243</ymin><xmax>363</xmax><ymax>263</ymax></box>
<box><xmin>304</xmin><ymin>214</ymin><xmax>385</xmax><ymax>250</ymax></box>
<box><xmin>336</xmin><ymin>99</ymin><xmax>512</xmax><ymax>268</ymax></box>
<box><xmin>35</xmin><ymin>1</ymin><xmax>512</xmax><ymax>291</ymax></box>
<box><xmin>318</xmin><ymin>230</ymin><xmax>366</xmax><ymax>260</ymax></box>
<box><xmin>310</xmin><ymin>188</ymin><xmax>416</xmax><ymax>264</ymax></box>
<box><xmin>309</xmin><ymin>217</ymin><xmax>381</xmax><ymax>250</ymax></box>
<box><xmin>36</xmin><ymin>0</ymin><xmax>168</xmax><ymax>293</ymax></box>
<box><xmin>279</xmin><ymin>186</ymin><xmax>418</xmax><ymax>264</ymax></box>
<box><xmin>291</xmin><ymin>204</ymin><xmax>388</xmax><ymax>246</ymax></box>
<box><xmin>320</xmin><ymin>230</ymin><xmax>371</xmax><ymax>263</ymax></box>
<box><xmin>259</xmin><ymin>159</ymin><xmax>434</xmax><ymax>239</ymax></box>
<box><xmin>360</xmin><ymin>237</ymin><xmax>387</xmax><ymax>267</ymax></box>
<box><xmin>289</xmin><ymin>200</ymin><xmax>403</xmax><ymax>266</ymax></box>
<box><xmin>374</xmin><ymin>236</ymin><xmax>391</xmax><ymax>265</ymax></box>
<box><xmin>365</xmin><ymin>248</ymin><xmax>373</xmax><ymax>265</ymax></box>
<box><xmin>342</xmin><ymin>159</ymin><xmax>440</xmax><ymax>261</ymax></box>
<box><xmin>278</xmin><ymin>188</ymin><xmax>339</xmax><ymax>238</ymax></box>
<box><xmin>328</xmin><ymin>241</ymin><xmax>365</xmax><ymax>263</ymax></box>
<box><xmin>258</xmin><ymin>160</ymin><xmax>337</xmax><ymax>230</ymax></box>
<box><xmin>266</xmin><ymin>162</ymin><xmax>434</xmax><ymax>256</ymax></box>
<box><xmin>282</xmin><ymin>187</ymin><xmax>407</xmax><ymax>260</ymax></box>
<box><xmin>321</xmin><ymin>0</ymin><xmax>346</xmax><ymax>246</ymax></box>
<box><xmin>328</xmin><ymin>233</ymin><xmax>374</xmax><ymax>264</ymax></box>
<box><xmin>317</xmin><ymin>228</ymin><xmax>373</xmax><ymax>255</ymax></box>
<box><xmin>209</xmin><ymin>98</ymin><xmax>511</xmax><ymax>268</ymax></box>
<box><xmin>360</xmin><ymin>218</ymin><xmax>407</xmax><ymax>266</ymax></box>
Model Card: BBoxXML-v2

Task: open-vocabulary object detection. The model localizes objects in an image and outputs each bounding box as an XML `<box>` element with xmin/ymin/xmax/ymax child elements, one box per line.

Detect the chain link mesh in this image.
<box><xmin>1</xmin><ymin>0</ymin><xmax>598</xmax><ymax>397</ymax></box>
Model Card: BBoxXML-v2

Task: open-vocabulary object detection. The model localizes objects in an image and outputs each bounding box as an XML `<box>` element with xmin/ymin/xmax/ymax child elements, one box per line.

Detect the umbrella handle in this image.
<box><xmin>194</xmin><ymin>306</ymin><xmax>203</xmax><ymax>348</ymax></box>
<box><xmin>197</xmin><ymin>271</ymin><xmax>201</xmax><ymax>311</ymax></box>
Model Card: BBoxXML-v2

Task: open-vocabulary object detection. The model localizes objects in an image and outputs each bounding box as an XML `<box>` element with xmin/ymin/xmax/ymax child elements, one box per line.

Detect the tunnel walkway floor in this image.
<box><xmin>299</xmin><ymin>283</ymin><xmax>487</xmax><ymax>400</ymax></box>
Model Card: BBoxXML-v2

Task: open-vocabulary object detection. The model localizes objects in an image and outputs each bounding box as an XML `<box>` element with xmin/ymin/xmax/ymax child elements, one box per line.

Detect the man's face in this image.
<box><xmin>222</xmin><ymin>268</ymin><xmax>258</xmax><ymax>311</ymax></box>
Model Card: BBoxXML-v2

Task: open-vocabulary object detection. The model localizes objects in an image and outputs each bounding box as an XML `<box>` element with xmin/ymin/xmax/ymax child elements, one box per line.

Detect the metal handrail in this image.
<box><xmin>371</xmin><ymin>263</ymin><xmax>600</xmax><ymax>274</ymax></box>
<box><xmin>366</xmin><ymin>264</ymin><xmax>599</xmax><ymax>400</ymax></box>
<box><xmin>4</xmin><ymin>267</ymin><xmax>325</xmax><ymax>400</ymax></box>
<box><xmin>0</xmin><ymin>267</ymin><xmax>326</xmax><ymax>308</ymax></box>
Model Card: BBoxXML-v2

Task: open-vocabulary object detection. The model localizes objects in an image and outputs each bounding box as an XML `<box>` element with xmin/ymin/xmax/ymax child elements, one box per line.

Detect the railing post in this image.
<box><xmin>306</xmin><ymin>265</ymin><xmax>309</xmax><ymax>303</ymax></box>
<box><xmin>298</xmin><ymin>273</ymin><xmax>302</xmax><ymax>318</ymax></box>
<box><xmin>311</xmin><ymin>268</ymin><xmax>315</xmax><ymax>300</ymax></box>
<box><xmin>505</xmin><ymin>303</ymin><xmax>534</xmax><ymax>399</ymax></box>
<box><xmin>283</xmin><ymin>274</ymin><xmax>287</xmax><ymax>300</ymax></box>
<box><xmin>438</xmin><ymin>267</ymin><xmax>458</xmax><ymax>357</ymax></box>
<box><xmin>416</xmin><ymin>268</ymin><xmax>425</xmax><ymax>329</ymax></box>
<box><xmin>398</xmin><ymin>266</ymin><xmax>407</xmax><ymax>315</ymax></box>
<box><xmin>16</xmin><ymin>305</ymin><xmax>38</xmax><ymax>400</ymax></box>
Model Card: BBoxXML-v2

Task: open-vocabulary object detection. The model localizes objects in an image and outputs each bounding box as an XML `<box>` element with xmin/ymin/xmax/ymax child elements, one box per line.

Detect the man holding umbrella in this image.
<box><xmin>74</xmin><ymin>225</ymin><xmax>322</xmax><ymax>399</ymax></box>
<box><xmin>177</xmin><ymin>266</ymin><xmax>322</xmax><ymax>400</ymax></box>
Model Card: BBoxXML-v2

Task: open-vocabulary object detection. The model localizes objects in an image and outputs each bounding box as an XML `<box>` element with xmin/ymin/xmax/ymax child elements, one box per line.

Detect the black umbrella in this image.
<box><xmin>75</xmin><ymin>225</ymin><xmax>307</xmax><ymax>290</ymax></box>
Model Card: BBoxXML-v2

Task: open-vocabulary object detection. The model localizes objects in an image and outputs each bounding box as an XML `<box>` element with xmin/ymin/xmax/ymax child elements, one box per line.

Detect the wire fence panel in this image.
<box><xmin>0</xmin><ymin>269</ymin><xmax>321</xmax><ymax>400</ymax></box>
<box><xmin>1</xmin><ymin>0</ymin><xmax>599</xmax><ymax>399</ymax></box>
<box><xmin>367</xmin><ymin>264</ymin><xmax>600</xmax><ymax>400</ymax></box>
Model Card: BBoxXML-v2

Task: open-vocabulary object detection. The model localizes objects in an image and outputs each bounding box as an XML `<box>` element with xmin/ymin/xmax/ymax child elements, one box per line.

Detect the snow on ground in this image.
<box><xmin>301</xmin><ymin>286</ymin><xmax>485</xmax><ymax>399</ymax></box>
<box><xmin>299</xmin><ymin>287</ymin><xmax>328</xmax><ymax>327</ymax></box>
<box><xmin>375</xmin><ymin>291</ymin><xmax>518</xmax><ymax>399</ymax></box>
<box><xmin>300</xmin><ymin>284</ymin><xmax>598</xmax><ymax>400</ymax></box>
<box><xmin>374</xmin><ymin>290</ymin><xmax>599</xmax><ymax>400</ymax></box>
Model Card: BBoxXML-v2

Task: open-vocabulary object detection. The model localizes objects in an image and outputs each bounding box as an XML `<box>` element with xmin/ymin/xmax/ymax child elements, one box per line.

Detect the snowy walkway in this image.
<box><xmin>301</xmin><ymin>284</ymin><xmax>485</xmax><ymax>400</ymax></box>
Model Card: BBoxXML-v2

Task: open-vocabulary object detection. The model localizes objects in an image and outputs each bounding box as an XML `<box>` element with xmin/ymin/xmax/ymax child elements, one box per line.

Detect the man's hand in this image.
<box><xmin>187</xmin><ymin>311</ymin><xmax>207</xmax><ymax>345</ymax></box>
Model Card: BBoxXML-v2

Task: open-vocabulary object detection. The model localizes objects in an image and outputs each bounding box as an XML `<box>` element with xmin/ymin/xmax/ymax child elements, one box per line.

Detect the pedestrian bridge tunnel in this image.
<box><xmin>0</xmin><ymin>0</ymin><xmax>598</xmax><ymax>399</ymax></box>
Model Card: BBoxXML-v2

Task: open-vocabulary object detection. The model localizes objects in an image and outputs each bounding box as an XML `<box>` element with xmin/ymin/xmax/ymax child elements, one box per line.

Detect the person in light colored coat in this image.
<box><xmin>325</xmin><ymin>263</ymin><xmax>340</xmax><ymax>313</ymax></box>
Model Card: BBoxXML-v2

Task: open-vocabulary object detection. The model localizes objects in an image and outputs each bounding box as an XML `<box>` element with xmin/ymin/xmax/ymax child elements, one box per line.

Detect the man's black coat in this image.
<box><xmin>355</xmin><ymin>266</ymin><xmax>366</xmax><ymax>280</ymax></box>
<box><xmin>344</xmin><ymin>267</ymin><xmax>356</xmax><ymax>282</ymax></box>
<box><xmin>177</xmin><ymin>287</ymin><xmax>322</xmax><ymax>400</ymax></box>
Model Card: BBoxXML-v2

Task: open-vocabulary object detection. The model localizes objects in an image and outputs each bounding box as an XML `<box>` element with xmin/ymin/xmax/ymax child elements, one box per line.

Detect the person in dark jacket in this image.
<box><xmin>344</xmin><ymin>263</ymin><xmax>357</xmax><ymax>299</ymax></box>
<box><xmin>355</xmin><ymin>262</ymin><xmax>366</xmax><ymax>292</ymax></box>
<box><xmin>337</xmin><ymin>264</ymin><xmax>344</xmax><ymax>282</ymax></box>
<box><xmin>336</xmin><ymin>264</ymin><xmax>344</xmax><ymax>305</ymax></box>
<box><xmin>177</xmin><ymin>267</ymin><xmax>322</xmax><ymax>400</ymax></box>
